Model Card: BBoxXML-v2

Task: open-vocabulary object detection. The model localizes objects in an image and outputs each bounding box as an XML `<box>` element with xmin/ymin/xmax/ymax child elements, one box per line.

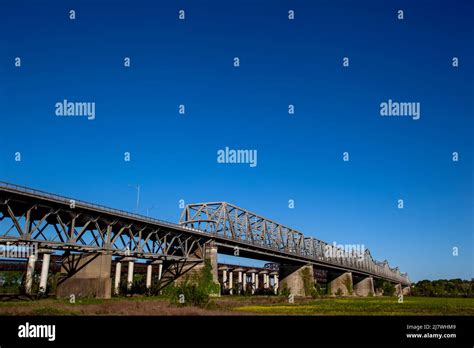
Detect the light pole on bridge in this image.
<box><xmin>128</xmin><ymin>184</ymin><xmax>140</xmax><ymax>213</ymax></box>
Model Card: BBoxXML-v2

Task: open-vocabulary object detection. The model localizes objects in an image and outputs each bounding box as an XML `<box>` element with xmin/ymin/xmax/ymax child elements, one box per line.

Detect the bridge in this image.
<box><xmin>0</xmin><ymin>182</ymin><xmax>410</xmax><ymax>299</ymax></box>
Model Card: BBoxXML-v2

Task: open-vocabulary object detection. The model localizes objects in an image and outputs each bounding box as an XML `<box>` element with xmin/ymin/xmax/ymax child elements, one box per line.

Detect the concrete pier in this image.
<box><xmin>228</xmin><ymin>271</ymin><xmax>233</xmax><ymax>294</ymax></box>
<box><xmin>235</xmin><ymin>268</ymin><xmax>243</xmax><ymax>294</ymax></box>
<box><xmin>156</xmin><ymin>261</ymin><xmax>163</xmax><ymax>281</ymax></box>
<box><xmin>38</xmin><ymin>252</ymin><xmax>51</xmax><ymax>294</ymax></box>
<box><xmin>279</xmin><ymin>264</ymin><xmax>314</xmax><ymax>297</ymax></box>
<box><xmin>272</xmin><ymin>272</ymin><xmax>279</xmax><ymax>294</ymax></box>
<box><xmin>114</xmin><ymin>261</ymin><xmax>122</xmax><ymax>295</ymax></box>
<box><xmin>57</xmin><ymin>252</ymin><xmax>112</xmax><ymax>299</ymax></box>
<box><xmin>261</xmin><ymin>270</ymin><xmax>269</xmax><ymax>289</ymax></box>
<box><xmin>328</xmin><ymin>272</ymin><xmax>353</xmax><ymax>296</ymax></box>
<box><xmin>146</xmin><ymin>264</ymin><xmax>152</xmax><ymax>290</ymax></box>
<box><xmin>127</xmin><ymin>260</ymin><xmax>135</xmax><ymax>290</ymax></box>
<box><xmin>250</xmin><ymin>271</ymin><xmax>256</xmax><ymax>294</ymax></box>
<box><xmin>395</xmin><ymin>283</ymin><xmax>403</xmax><ymax>296</ymax></box>
<box><xmin>174</xmin><ymin>243</ymin><xmax>220</xmax><ymax>296</ymax></box>
<box><xmin>25</xmin><ymin>254</ymin><xmax>36</xmax><ymax>295</ymax></box>
<box><xmin>353</xmin><ymin>276</ymin><xmax>374</xmax><ymax>296</ymax></box>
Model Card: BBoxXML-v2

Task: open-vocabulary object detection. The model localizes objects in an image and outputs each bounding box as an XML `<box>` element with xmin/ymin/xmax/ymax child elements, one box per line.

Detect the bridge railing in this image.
<box><xmin>0</xmin><ymin>181</ymin><xmax>188</xmax><ymax>232</ymax></box>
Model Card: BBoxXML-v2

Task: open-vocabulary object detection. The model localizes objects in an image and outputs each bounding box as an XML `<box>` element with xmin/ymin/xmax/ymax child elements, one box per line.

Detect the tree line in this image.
<box><xmin>411</xmin><ymin>279</ymin><xmax>473</xmax><ymax>297</ymax></box>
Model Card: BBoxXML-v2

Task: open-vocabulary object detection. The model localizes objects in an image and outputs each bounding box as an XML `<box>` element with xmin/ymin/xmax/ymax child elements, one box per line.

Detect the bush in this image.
<box><xmin>160</xmin><ymin>259</ymin><xmax>220</xmax><ymax>307</ymax></box>
<box><xmin>311</xmin><ymin>284</ymin><xmax>324</xmax><ymax>298</ymax></box>
<box><xmin>278</xmin><ymin>283</ymin><xmax>291</xmax><ymax>297</ymax></box>
<box><xmin>168</xmin><ymin>283</ymin><xmax>210</xmax><ymax>307</ymax></box>
<box><xmin>382</xmin><ymin>281</ymin><xmax>395</xmax><ymax>296</ymax></box>
<box><xmin>117</xmin><ymin>274</ymin><xmax>147</xmax><ymax>296</ymax></box>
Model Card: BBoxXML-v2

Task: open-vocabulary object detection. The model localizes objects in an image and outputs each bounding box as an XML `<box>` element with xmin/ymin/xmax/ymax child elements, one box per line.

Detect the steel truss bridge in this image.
<box><xmin>0</xmin><ymin>182</ymin><xmax>410</xmax><ymax>286</ymax></box>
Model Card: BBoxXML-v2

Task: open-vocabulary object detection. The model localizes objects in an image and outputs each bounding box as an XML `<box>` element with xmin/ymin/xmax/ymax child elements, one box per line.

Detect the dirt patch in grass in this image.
<box><xmin>0</xmin><ymin>299</ymin><xmax>229</xmax><ymax>316</ymax></box>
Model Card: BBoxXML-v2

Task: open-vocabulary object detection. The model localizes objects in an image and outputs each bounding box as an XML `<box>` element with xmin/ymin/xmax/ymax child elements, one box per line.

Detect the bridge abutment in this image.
<box><xmin>56</xmin><ymin>252</ymin><xmax>112</xmax><ymax>299</ymax></box>
<box><xmin>328</xmin><ymin>272</ymin><xmax>353</xmax><ymax>296</ymax></box>
<box><xmin>353</xmin><ymin>276</ymin><xmax>374</xmax><ymax>296</ymax></box>
<box><xmin>279</xmin><ymin>264</ymin><xmax>314</xmax><ymax>297</ymax></box>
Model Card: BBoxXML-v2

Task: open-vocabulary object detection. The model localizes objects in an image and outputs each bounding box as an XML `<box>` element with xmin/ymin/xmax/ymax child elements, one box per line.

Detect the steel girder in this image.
<box><xmin>179</xmin><ymin>202</ymin><xmax>411</xmax><ymax>285</ymax></box>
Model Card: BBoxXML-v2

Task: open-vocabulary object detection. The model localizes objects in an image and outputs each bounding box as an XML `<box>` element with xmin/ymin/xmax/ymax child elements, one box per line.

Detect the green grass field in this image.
<box><xmin>232</xmin><ymin>296</ymin><xmax>474</xmax><ymax>315</ymax></box>
<box><xmin>0</xmin><ymin>296</ymin><xmax>472</xmax><ymax>315</ymax></box>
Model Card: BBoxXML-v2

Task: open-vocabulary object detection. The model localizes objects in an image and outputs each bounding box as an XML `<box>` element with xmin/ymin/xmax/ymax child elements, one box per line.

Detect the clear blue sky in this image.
<box><xmin>0</xmin><ymin>0</ymin><xmax>472</xmax><ymax>281</ymax></box>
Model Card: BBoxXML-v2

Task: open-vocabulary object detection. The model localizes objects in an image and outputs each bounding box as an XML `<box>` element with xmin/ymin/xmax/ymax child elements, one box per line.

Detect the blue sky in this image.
<box><xmin>0</xmin><ymin>0</ymin><xmax>472</xmax><ymax>281</ymax></box>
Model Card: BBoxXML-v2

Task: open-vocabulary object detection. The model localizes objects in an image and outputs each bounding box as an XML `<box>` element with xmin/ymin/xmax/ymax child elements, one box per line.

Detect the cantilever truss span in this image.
<box><xmin>179</xmin><ymin>202</ymin><xmax>410</xmax><ymax>285</ymax></box>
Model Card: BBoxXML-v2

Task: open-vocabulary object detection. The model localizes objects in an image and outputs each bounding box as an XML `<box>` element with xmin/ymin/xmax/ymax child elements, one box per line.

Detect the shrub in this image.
<box><xmin>382</xmin><ymin>281</ymin><xmax>395</xmax><ymax>296</ymax></box>
<box><xmin>160</xmin><ymin>259</ymin><xmax>220</xmax><ymax>307</ymax></box>
<box><xmin>278</xmin><ymin>283</ymin><xmax>291</xmax><ymax>297</ymax></box>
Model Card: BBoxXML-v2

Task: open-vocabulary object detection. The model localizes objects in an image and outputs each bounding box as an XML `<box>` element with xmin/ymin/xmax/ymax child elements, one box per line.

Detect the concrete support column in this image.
<box><xmin>127</xmin><ymin>261</ymin><xmax>134</xmax><ymax>290</ymax></box>
<box><xmin>152</xmin><ymin>260</ymin><xmax>163</xmax><ymax>294</ymax></box>
<box><xmin>279</xmin><ymin>264</ymin><xmax>314</xmax><ymax>297</ymax></box>
<box><xmin>251</xmin><ymin>272</ymin><xmax>256</xmax><ymax>294</ymax></box>
<box><xmin>255</xmin><ymin>273</ymin><xmax>259</xmax><ymax>290</ymax></box>
<box><xmin>157</xmin><ymin>263</ymin><xmax>163</xmax><ymax>281</ymax></box>
<box><xmin>354</xmin><ymin>276</ymin><xmax>374</xmax><ymax>296</ymax></box>
<box><xmin>229</xmin><ymin>271</ymin><xmax>233</xmax><ymax>295</ymax></box>
<box><xmin>273</xmin><ymin>274</ymin><xmax>279</xmax><ymax>294</ymax></box>
<box><xmin>328</xmin><ymin>272</ymin><xmax>353</xmax><ymax>296</ymax></box>
<box><xmin>222</xmin><ymin>270</ymin><xmax>227</xmax><ymax>289</ymax></box>
<box><xmin>263</xmin><ymin>273</ymin><xmax>269</xmax><ymax>289</ymax></box>
<box><xmin>146</xmin><ymin>264</ymin><xmax>153</xmax><ymax>290</ymax></box>
<box><xmin>395</xmin><ymin>283</ymin><xmax>402</xmax><ymax>296</ymax></box>
<box><xmin>402</xmin><ymin>286</ymin><xmax>411</xmax><ymax>296</ymax></box>
<box><xmin>25</xmin><ymin>254</ymin><xmax>36</xmax><ymax>295</ymax></box>
<box><xmin>243</xmin><ymin>272</ymin><xmax>247</xmax><ymax>292</ymax></box>
<box><xmin>114</xmin><ymin>261</ymin><xmax>122</xmax><ymax>295</ymax></box>
<box><xmin>39</xmin><ymin>252</ymin><xmax>51</xmax><ymax>294</ymax></box>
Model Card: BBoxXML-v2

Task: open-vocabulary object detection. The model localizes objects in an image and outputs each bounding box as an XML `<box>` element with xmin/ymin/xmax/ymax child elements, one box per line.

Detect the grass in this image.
<box><xmin>0</xmin><ymin>295</ymin><xmax>473</xmax><ymax>316</ymax></box>
<box><xmin>0</xmin><ymin>294</ymin><xmax>169</xmax><ymax>308</ymax></box>
<box><xmin>232</xmin><ymin>297</ymin><xmax>474</xmax><ymax>316</ymax></box>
